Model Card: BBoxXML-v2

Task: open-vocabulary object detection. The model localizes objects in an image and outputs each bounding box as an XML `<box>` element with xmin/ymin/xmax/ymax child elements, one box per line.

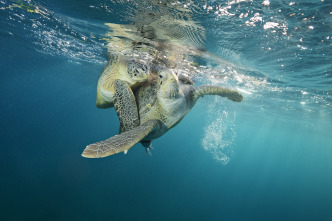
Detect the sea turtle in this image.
<box><xmin>82</xmin><ymin>69</ymin><xmax>243</xmax><ymax>158</ymax></box>
<box><xmin>96</xmin><ymin>55</ymin><xmax>152</xmax><ymax>132</ymax></box>
<box><xmin>96</xmin><ymin>55</ymin><xmax>151</xmax><ymax>109</ymax></box>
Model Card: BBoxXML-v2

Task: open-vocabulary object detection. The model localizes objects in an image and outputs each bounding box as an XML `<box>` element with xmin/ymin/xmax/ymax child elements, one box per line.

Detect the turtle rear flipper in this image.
<box><xmin>113</xmin><ymin>79</ymin><xmax>140</xmax><ymax>133</ymax></box>
<box><xmin>194</xmin><ymin>86</ymin><xmax>243</xmax><ymax>102</ymax></box>
<box><xmin>82</xmin><ymin>120</ymin><xmax>161</xmax><ymax>158</ymax></box>
<box><xmin>141</xmin><ymin>140</ymin><xmax>153</xmax><ymax>156</ymax></box>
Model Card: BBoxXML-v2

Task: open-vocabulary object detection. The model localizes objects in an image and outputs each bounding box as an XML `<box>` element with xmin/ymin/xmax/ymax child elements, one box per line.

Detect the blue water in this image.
<box><xmin>1</xmin><ymin>0</ymin><xmax>332</xmax><ymax>220</ymax></box>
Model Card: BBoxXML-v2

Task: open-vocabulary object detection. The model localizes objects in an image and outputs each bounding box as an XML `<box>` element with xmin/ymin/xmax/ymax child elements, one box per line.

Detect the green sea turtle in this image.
<box><xmin>96</xmin><ymin>55</ymin><xmax>153</xmax><ymax>132</ymax></box>
<box><xmin>96</xmin><ymin>55</ymin><xmax>151</xmax><ymax>109</ymax></box>
<box><xmin>82</xmin><ymin>69</ymin><xmax>243</xmax><ymax>158</ymax></box>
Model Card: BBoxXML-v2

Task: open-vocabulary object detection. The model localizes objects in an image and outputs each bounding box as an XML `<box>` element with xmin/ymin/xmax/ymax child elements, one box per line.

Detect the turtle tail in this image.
<box><xmin>193</xmin><ymin>86</ymin><xmax>243</xmax><ymax>102</ymax></box>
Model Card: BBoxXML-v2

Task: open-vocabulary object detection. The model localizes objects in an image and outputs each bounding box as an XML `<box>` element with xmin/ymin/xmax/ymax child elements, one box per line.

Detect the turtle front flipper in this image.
<box><xmin>194</xmin><ymin>86</ymin><xmax>243</xmax><ymax>102</ymax></box>
<box><xmin>113</xmin><ymin>79</ymin><xmax>140</xmax><ymax>133</ymax></box>
<box><xmin>82</xmin><ymin>120</ymin><xmax>162</xmax><ymax>158</ymax></box>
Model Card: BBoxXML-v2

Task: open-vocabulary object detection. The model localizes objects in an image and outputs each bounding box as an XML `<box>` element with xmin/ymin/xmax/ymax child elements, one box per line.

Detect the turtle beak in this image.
<box><xmin>168</xmin><ymin>71</ymin><xmax>178</xmax><ymax>82</ymax></box>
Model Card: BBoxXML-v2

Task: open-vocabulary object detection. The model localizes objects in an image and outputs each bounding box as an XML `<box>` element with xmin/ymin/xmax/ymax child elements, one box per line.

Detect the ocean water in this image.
<box><xmin>1</xmin><ymin>0</ymin><xmax>332</xmax><ymax>220</ymax></box>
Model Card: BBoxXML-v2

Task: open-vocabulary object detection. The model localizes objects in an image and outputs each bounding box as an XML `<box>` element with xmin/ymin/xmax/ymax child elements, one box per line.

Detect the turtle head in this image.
<box><xmin>127</xmin><ymin>59</ymin><xmax>150</xmax><ymax>83</ymax></box>
<box><xmin>157</xmin><ymin>69</ymin><xmax>180</xmax><ymax>98</ymax></box>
